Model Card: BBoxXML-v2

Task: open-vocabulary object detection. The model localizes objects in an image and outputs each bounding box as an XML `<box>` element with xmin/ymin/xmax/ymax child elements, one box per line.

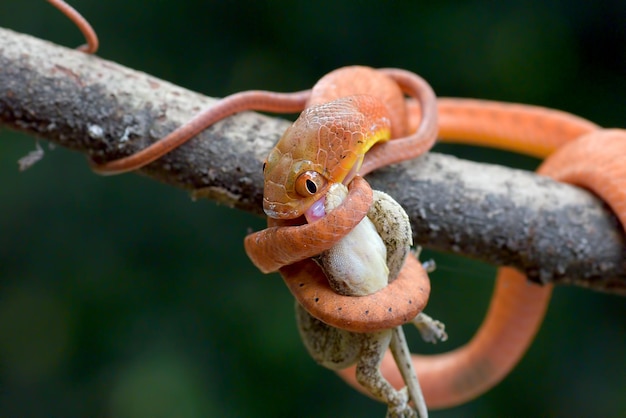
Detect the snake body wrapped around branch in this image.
<box><xmin>91</xmin><ymin>64</ymin><xmax>626</xmax><ymax>409</ymax></box>
<box><xmin>42</xmin><ymin>1</ymin><xmax>626</xmax><ymax>411</ymax></box>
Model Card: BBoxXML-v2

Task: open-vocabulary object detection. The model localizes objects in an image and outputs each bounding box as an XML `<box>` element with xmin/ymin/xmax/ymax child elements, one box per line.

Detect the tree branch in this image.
<box><xmin>1</xmin><ymin>27</ymin><xmax>624</xmax><ymax>295</ymax></box>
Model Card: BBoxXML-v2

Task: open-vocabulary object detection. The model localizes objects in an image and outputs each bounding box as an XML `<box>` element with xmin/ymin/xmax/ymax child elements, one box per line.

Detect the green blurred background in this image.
<box><xmin>1</xmin><ymin>0</ymin><xmax>625</xmax><ymax>417</ymax></box>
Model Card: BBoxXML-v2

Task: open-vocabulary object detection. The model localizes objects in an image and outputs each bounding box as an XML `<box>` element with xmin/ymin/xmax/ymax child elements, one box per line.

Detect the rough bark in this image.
<box><xmin>1</xmin><ymin>27</ymin><xmax>624</xmax><ymax>295</ymax></box>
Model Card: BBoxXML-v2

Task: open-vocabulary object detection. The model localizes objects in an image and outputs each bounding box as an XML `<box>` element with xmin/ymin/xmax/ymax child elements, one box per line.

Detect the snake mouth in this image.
<box><xmin>263</xmin><ymin>196</ymin><xmax>326</xmax><ymax>222</ymax></box>
<box><xmin>262</xmin><ymin>200</ymin><xmax>299</xmax><ymax>219</ymax></box>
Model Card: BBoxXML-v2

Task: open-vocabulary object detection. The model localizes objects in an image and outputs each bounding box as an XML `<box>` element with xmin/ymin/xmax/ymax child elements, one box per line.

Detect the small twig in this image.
<box><xmin>17</xmin><ymin>141</ymin><xmax>45</xmax><ymax>171</ymax></box>
<box><xmin>1</xmin><ymin>27</ymin><xmax>625</xmax><ymax>294</ymax></box>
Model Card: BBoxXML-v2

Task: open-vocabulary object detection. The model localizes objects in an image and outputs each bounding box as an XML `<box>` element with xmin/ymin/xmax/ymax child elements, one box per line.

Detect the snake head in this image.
<box><xmin>262</xmin><ymin>95</ymin><xmax>392</xmax><ymax>221</ymax></box>
<box><xmin>262</xmin><ymin>145</ymin><xmax>330</xmax><ymax>220</ymax></box>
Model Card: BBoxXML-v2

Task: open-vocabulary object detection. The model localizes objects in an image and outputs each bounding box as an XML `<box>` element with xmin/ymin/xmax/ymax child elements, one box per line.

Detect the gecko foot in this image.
<box><xmin>385</xmin><ymin>387</ymin><xmax>418</xmax><ymax>418</ymax></box>
<box><xmin>413</xmin><ymin>312</ymin><xmax>448</xmax><ymax>344</ymax></box>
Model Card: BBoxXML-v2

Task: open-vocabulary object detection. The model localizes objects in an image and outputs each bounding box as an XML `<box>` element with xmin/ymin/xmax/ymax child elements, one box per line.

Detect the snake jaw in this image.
<box><xmin>262</xmin><ymin>204</ymin><xmax>292</xmax><ymax>219</ymax></box>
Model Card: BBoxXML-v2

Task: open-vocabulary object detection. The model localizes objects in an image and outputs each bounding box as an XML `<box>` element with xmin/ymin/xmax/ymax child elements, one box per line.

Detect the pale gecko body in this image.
<box><xmin>297</xmin><ymin>183</ymin><xmax>427</xmax><ymax>418</ymax></box>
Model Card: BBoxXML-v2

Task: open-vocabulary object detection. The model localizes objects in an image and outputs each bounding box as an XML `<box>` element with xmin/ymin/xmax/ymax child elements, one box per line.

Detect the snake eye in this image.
<box><xmin>262</xmin><ymin>161</ymin><xmax>267</xmax><ymax>172</ymax></box>
<box><xmin>295</xmin><ymin>171</ymin><xmax>326</xmax><ymax>197</ymax></box>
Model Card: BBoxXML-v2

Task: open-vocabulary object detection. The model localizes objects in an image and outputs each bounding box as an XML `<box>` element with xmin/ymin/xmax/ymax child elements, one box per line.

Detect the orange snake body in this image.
<box><xmin>39</xmin><ymin>0</ymin><xmax>626</xmax><ymax>411</ymax></box>
<box><xmin>243</xmin><ymin>79</ymin><xmax>626</xmax><ymax>408</ymax></box>
<box><xmin>91</xmin><ymin>65</ymin><xmax>626</xmax><ymax>409</ymax></box>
